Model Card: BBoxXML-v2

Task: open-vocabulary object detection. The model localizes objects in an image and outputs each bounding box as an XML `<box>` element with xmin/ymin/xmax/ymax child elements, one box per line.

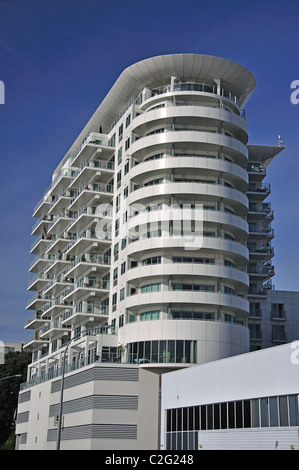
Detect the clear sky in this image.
<box><xmin>0</xmin><ymin>0</ymin><xmax>299</xmax><ymax>342</ymax></box>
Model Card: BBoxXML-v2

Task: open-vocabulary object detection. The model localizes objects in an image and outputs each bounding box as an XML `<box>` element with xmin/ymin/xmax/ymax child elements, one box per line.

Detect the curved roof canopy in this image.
<box><xmin>58</xmin><ymin>54</ymin><xmax>256</xmax><ymax>172</ymax></box>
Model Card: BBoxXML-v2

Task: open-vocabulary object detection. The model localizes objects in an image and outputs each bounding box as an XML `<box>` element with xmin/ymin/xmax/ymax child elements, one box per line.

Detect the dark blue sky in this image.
<box><xmin>1</xmin><ymin>0</ymin><xmax>299</xmax><ymax>342</ymax></box>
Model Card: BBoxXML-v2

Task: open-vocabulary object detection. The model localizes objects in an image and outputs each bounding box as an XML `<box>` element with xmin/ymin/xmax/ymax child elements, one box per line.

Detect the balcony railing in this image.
<box><xmin>247</xmin><ymin>183</ymin><xmax>271</xmax><ymax>193</ymax></box>
<box><xmin>71</xmin><ymin>158</ymin><xmax>115</xmax><ymax>181</ymax></box>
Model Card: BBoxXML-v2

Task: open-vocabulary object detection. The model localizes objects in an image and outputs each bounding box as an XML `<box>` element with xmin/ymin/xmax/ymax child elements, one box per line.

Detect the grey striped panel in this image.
<box><xmin>18</xmin><ymin>390</ymin><xmax>31</xmax><ymax>404</ymax></box>
<box><xmin>51</xmin><ymin>367</ymin><xmax>139</xmax><ymax>393</ymax></box>
<box><xmin>47</xmin><ymin>424</ymin><xmax>137</xmax><ymax>441</ymax></box>
<box><xmin>16</xmin><ymin>411</ymin><xmax>29</xmax><ymax>424</ymax></box>
<box><xmin>19</xmin><ymin>433</ymin><xmax>27</xmax><ymax>444</ymax></box>
<box><xmin>49</xmin><ymin>394</ymin><xmax>138</xmax><ymax>416</ymax></box>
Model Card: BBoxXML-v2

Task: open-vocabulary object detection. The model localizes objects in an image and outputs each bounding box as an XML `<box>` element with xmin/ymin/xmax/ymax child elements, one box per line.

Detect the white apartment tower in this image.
<box><xmin>17</xmin><ymin>54</ymin><xmax>284</xmax><ymax>449</ymax></box>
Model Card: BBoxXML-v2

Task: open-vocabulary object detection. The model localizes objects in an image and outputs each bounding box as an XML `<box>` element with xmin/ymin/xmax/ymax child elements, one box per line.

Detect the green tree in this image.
<box><xmin>0</xmin><ymin>351</ymin><xmax>31</xmax><ymax>446</ymax></box>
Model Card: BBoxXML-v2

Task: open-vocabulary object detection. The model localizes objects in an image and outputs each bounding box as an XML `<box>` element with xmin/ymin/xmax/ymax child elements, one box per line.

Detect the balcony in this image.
<box><xmin>67</xmin><ymin>204</ymin><xmax>112</xmax><ymax>233</ymax></box>
<box><xmin>247</xmin><ymin>163</ymin><xmax>266</xmax><ymax>175</ymax></box>
<box><xmin>65</xmin><ymin>253</ymin><xmax>111</xmax><ymax>278</ymax></box>
<box><xmin>24</xmin><ymin>311</ymin><xmax>51</xmax><ymax>330</ymax></box>
<box><xmin>247</xmin><ymin>183</ymin><xmax>271</xmax><ymax>201</ymax></box>
<box><xmin>69</xmin><ymin>132</ymin><xmax>115</xmax><ymax>168</ymax></box>
<box><xmin>32</xmin><ymin>196</ymin><xmax>52</xmax><ymax>219</ymax></box>
<box><xmin>138</xmin><ymin>82</ymin><xmax>240</xmax><ymax>111</ymax></box>
<box><xmin>48</xmin><ymin>210</ymin><xmax>75</xmax><ymax>235</ymax></box>
<box><xmin>248</xmin><ymin>244</ymin><xmax>274</xmax><ymax>262</ymax></box>
<box><xmin>70</xmin><ymin>158</ymin><xmax>114</xmax><ymax>189</ymax></box>
<box><xmin>248</xmin><ymin>225</ymin><xmax>274</xmax><ymax>240</ymax></box>
<box><xmin>40</xmin><ymin>297</ymin><xmax>73</xmax><ymax>317</ymax></box>
<box><xmin>31</xmin><ymin>214</ymin><xmax>54</xmax><ymax>236</ymax></box>
<box><xmin>28</xmin><ymin>272</ymin><xmax>53</xmax><ymax>292</ymax></box>
<box><xmin>248</xmin><ymin>310</ymin><xmax>262</xmax><ymax>320</ymax></box>
<box><xmin>29</xmin><ymin>253</ymin><xmax>55</xmax><ymax>273</ymax></box>
<box><xmin>247</xmin><ymin>288</ymin><xmax>267</xmax><ymax>297</ymax></box>
<box><xmin>272</xmin><ymin>330</ymin><xmax>287</xmax><ymax>342</ymax></box>
<box><xmin>247</xmin><ymin>264</ymin><xmax>275</xmax><ymax>280</ymax></box>
<box><xmin>47</xmin><ymin>168</ymin><xmax>77</xmax><ymax>199</ymax></box>
<box><xmin>23</xmin><ymin>332</ymin><xmax>50</xmax><ymax>350</ymax></box>
<box><xmin>68</xmin><ymin>182</ymin><xmax>114</xmax><ymax>212</ymax></box>
<box><xmin>66</xmin><ymin>229</ymin><xmax>112</xmax><ymax>256</ymax></box>
<box><xmin>62</xmin><ymin>303</ymin><xmax>109</xmax><ymax>327</ymax></box>
<box><xmin>63</xmin><ymin>278</ymin><xmax>110</xmax><ymax>302</ymax></box>
<box><xmin>44</xmin><ymin>253</ymin><xmax>71</xmax><ymax>276</ymax></box>
<box><xmin>39</xmin><ymin>319</ymin><xmax>71</xmax><ymax>339</ymax></box>
<box><xmin>271</xmin><ymin>309</ymin><xmax>287</xmax><ymax>320</ymax></box>
<box><xmin>249</xmin><ymin>329</ymin><xmax>263</xmax><ymax>341</ymax></box>
<box><xmin>48</xmin><ymin>190</ymin><xmax>72</xmax><ymax>216</ymax></box>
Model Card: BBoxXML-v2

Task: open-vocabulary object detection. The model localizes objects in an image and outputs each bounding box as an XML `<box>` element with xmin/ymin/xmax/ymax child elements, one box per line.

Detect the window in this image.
<box><xmin>118</xmin><ymin>147</ymin><xmax>122</xmax><ymax>165</ymax></box>
<box><xmin>124</xmin><ymin>186</ymin><xmax>128</xmax><ymax>198</ymax></box>
<box><xmin>121</xmin><ymin>261</ymin><xmax>126</xmax><ymax>275</ymax></box>
<box><xmin>125</xmin><ymin>137</ymin><xmax>130</xmax><ymax>151</ymax></box>
<box><xmin>113</xmin><ymin>267</ymin><xmax>118</xmax><ymax>285</ymax></box>
<box><xmin>272</xmin><ymin>303</ymin><xmax>285</xmax><ymax>318</ymax></box>
<box><xmin>141</xmin><ymin>256</ymin><xmax>161</xmax><ymax>266</ymax></box>
<box><xmin>117</xmin><ymin>170</ymin><xmax>122</xmax><ymax>186</ymax></box>
<box><xmin>279</xmin><ymin>396</ymin><xmax>289</xmax><ymax>426</ymax></box>
<box><xmin>120</xmin><ymin>287</ymin><xmax>125</xmax><ymax>301</ymax></box>
<box><xmin>124</xmin><ymin>160</ymin><xmax>130</xmax><ymax>175</ymax></box>
<box><xmin>125</xmin><ymin>114</ymin><xmax>131</xmax><ymax>128</ymax></box>
<box><xmin>141</xmin><ymin>283</ymin><xmax>161</xmax><ymax>293</ymax></box>
<box><xmin>119</xmin><ymin>314</ymin><xmax>124</xmax><ymax>327</ymax></box>
<box><xmin>140</xmin><ymin>310</ymin><xmax>160</xmax><ymax>321</ymax></box>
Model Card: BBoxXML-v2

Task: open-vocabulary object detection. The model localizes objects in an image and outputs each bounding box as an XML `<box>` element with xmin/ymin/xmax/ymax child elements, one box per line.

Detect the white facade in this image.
<box><xmin>17</xmin><ymin>53</ymin><xmax>293</xmax><ymax>450</ymax></box>
<box><xmin>161</xmin><ymin>342</ymin><xmax>299</xmax><ymax>450</ymax></box>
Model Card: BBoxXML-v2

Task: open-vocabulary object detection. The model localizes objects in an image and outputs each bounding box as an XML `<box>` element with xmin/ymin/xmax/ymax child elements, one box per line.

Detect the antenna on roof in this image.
<box><xmin>278</xmin><ymin>135</ymin><xmax>283</xmax><ymax>147</ymax></box>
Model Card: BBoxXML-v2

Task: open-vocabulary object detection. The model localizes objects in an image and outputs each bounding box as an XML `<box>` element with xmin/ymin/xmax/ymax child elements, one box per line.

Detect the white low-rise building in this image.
<box><xmin>161</xmin><ymin>342</ymin><xmax>299</xmax><ymax>450</ymax></box>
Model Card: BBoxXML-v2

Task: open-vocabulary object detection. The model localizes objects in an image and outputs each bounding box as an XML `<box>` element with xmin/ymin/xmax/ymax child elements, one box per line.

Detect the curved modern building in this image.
<box><xmin>18</xmin><ymin>55</ymin><xmax>285</xmax><ymax>449</ymax></box>
<box><xmin>24</xmin><ymin>53</ymin><xmax>285</xmax><ymax>373</ymax></box>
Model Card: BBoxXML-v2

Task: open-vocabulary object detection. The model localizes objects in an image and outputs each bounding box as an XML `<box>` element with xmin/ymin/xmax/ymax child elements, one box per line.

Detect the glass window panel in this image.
<box><xmin>138</xmin><ymin>341</ymin><xmax>144</xmax><ymax>360</ymax></box>
<box><xmin>176</xmin><ymin>432</ymin><xmax>182</xmax><ymax>450</ymax></box>
<box><xmin>289</xmin><ymin>395</ymin><xmax>299</xmax><ymax>426</ymax></box>
<box><xmin>177</xmin><ymin>408</ymin><xmax>182</xmax><ymax>431</ymax></box>
<box><xmin>214</xmin><ymin>404</ymin><xmax>220</xmax><ymax>429</ymax></box>
<box><xmin>260</xmin><ymin>398</ymin><xmax>269</xmax><ymax>427</ymax></box>
<box><xmin>189</xmin><ymin>431</ymin><xmax>195</xmax><ymax>450</ymax></box>
<box><xmin>221</xmin><ymin>403</ymin><xmax>227</xmax><ymax>429</ymax></box>
<box><xmin>183</xmin><ymin>408</ymin><xmax>188</xmax><ymax>431</ymax></box>
<box><xmin>244</xmin><ymin>400</ymin><xmax>251</xmax><ymax>428</ymax></box>
<box><xmin>269</xmin><ymin>397</ymin><xmax>279</xmax><ymax>427</ymax></box>
<box><xmin>207</xmin><ymin>405</ymin><xmax>213</xmax><ymax>429</ymax></box>
<box><xmin>189</xmin><ymin>407</ymin><xmax>194</xmax><ymax>431</ymax></box>
<box><xmin>168</xmin><ymin>340</ymin><xmax>175</xmax><ymax>363</ymax></box>
<box><xmin>176</xmin><ymin>340</ymin><xmax>184</xmax><ymax>363</ymax></box>
<box><xmin>228</xmin><ymin>402</ymin><xmax>235</xmax><ymax>428</ymax></box>
<box><xmin>166</xmin><ymin>410</ymin><xmax>172</xmax><ymax>432</ymax></box>
<box><xmin>159</xmin><ymin>340</ymin><xmax>167</xmax><ymax>363</ymax></box>
<box><xmin>171</xmin><ymin>432</ymin><xmax>176</xmax><ymax>450</ymax></box>
<box><xmin>201</xmin><ymin>405</ymin><xmax>206</xmax><ymax>430</ymax></box>
<box><xmin>144</xmin><ymin>341</ymin><xmax>150</xmax><ymax>361</ymax></box>
<box><xmin>152</xmin><ymin>341</ymin><xmax>158</xmax><ymax>363</ymax></box>
<box><xmin>252</xmin><ymin>399</ymin><xmax>260</xmax><ymax>427</ymax></box>
<box><xmin>171</xmin><ymin>409</ymin><xmax>177</xmax><ymax>431</ymax></box>
<box><xmin>236</xmin><ymin>401</ymin><xmax>243</xmax><ymax>428</ymax></box>
<box><xmin>194</xmin><ymin>406</ymin><xmax>200</xmax><ymax>430</ymax></box>
<box><xmin>185</xmin><ymin>341</ymin><xmax>191</xmax><ymax>363</ymax></box>
<box><xmin>166</xmin><ymin>433</ymin><xmax>171</xmax><ymax>450</ymax></box>
<box><xmin>182</xmin><ymin>432</ymin><xmax>188</xmax><ymax>450</ymax></box>
<box><xmin>279</xmin><ymin>396</ymin><xmax>289</xmax><ymax>426</ymax></box>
